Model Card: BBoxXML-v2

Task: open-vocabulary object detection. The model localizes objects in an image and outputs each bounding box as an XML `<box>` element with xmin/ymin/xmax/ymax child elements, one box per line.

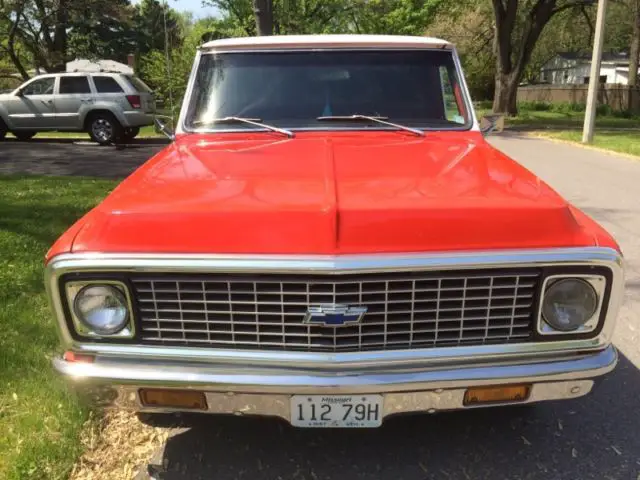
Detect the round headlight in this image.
<box><xmin>73</xmin><ymin>285</ymin><xmax>129</xmax><ymax>335</ymax></box>
<box><xmin>542</xmin><ymin>278</ymin><xmax>598</xmax><ymax>332</ymax></box>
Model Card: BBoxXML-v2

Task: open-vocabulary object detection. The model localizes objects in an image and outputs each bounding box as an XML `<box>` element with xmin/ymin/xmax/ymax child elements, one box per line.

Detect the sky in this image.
<box><xmin>132</xmin><ymin>0</ymin><xmax>220</xmax><ymax>18</ymax></box>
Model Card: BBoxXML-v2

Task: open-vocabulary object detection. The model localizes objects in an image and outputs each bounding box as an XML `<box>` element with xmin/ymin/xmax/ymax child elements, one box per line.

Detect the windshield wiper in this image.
<box><xmin>317</xmin><ymin>115</ymin><xmax>425</xmax><ymax>137</ymax></box>
<box><xmin>193</xmin><ymin>116</ymin><xmax>295</xmax><ymax>138</ymax></box>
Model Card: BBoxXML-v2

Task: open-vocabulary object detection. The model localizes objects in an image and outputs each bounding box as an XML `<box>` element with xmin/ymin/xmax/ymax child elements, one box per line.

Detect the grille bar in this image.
<box><xmin>132</xmin><ymin>268</ymin><xmax>541</xmax><ymax>352</ymax></box>
<box><xmin>140</xmin><ymin>323</ymin><xmax>532</xmax><ymax>336</ymax></box>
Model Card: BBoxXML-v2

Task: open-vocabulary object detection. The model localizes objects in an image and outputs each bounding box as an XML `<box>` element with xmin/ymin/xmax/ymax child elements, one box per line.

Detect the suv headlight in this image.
<box><xmin>66</xmin><ymin>281</ymin><xmax>134</xmax><ymax>338</ymax></box>
<box><xmin>538</xmin><ymin>275</ymin><xmax>605</xmax><ymax>335</ymax></box>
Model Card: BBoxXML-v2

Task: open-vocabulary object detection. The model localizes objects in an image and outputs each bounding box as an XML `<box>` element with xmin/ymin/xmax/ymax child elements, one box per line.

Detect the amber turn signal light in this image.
<box><xmin>464</xmin><ymin>384</ymin><xmax>531</xmax><ymax>406</ymax></box>
<box><xmin>63</xmin><ymin>351</ymin><xmax>95</xmax><ymax>363</ymax></box>
<box><xmin>139</xmin><ymin>388</ymin><xmax>208</xmax><ymax>410</ymax></box>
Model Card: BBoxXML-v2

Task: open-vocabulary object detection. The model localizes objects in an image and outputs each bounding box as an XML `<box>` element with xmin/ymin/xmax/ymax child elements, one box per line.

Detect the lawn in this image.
<box><xmin>475</xmin><ymin>108</ymin><xmax>640</xmax><ymax>130</ymax></box>
<box><xmin>532</xmin><ymin>130</ymin><xmax>640</xmax><ymax>158</ymax></box>
<box><xmin>0</xmin><ymin>176</ymin><xmax>116</xmax><ymax>479</ymax></box>
<box><xmin>474</xmin><ymin>107</ymin><xmax>639</xmax><ymax>157</ymax></box>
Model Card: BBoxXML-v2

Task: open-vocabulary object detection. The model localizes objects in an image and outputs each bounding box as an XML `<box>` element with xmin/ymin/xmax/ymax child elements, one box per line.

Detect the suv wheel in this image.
<box><xmin>13</xmin><ymin>131</ymin><xmax>36</xmax><ymax>141</ymax></box>
<box><xmin>0</xmin><ymin>119</ymin><xmax>7</xmax><ymax>140</ymax></box>
<box><xmin>88</xmin><ymin>113</ymin><xmax>122</xmax><ymax>145</ymax></box>
<box><xmin>122</xmin><ymin>127</ymin><xmax>140</xmax><ymax>141</ymax></box>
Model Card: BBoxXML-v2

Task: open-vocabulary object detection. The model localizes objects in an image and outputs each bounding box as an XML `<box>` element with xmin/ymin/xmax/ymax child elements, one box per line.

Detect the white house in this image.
<box><xmin>540</xmin><ymin>52</ymin><xmax>639</xmax><ymax>85</ymax></box>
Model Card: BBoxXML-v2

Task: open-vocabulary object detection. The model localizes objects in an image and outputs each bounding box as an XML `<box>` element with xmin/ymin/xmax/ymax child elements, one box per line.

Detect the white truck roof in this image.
<box><xmin>201</xmin><ymin>34</ymin><xmax>452</xmax><ymax>52</ymax></box>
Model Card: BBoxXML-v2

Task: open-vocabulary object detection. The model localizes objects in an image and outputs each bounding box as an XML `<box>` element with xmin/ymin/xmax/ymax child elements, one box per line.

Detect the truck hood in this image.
<box><xmin>71</xmin><ymin>132</ymin><xmax>594</xmax><ymax>254</ymax></box>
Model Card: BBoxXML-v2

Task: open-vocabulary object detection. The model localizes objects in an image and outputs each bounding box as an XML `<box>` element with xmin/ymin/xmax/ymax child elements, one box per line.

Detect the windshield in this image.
<box><xmin>184</xmin><ymin>50</ymin><xmax>471</xmax><ymax>132</ymax></box>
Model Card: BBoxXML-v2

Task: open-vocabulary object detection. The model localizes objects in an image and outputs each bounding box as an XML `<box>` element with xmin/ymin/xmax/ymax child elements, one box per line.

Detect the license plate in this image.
<box><xmin>290</xmin><ymin>395</ymin><xmax>383</xmax><ymax>428</ymax></box>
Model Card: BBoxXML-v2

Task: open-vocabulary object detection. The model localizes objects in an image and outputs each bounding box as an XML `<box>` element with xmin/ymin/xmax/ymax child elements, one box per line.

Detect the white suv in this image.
<box><xmin>0</xmin><ymin>72</ymin><xmax>155</xmax><ymax>145</ymax></box>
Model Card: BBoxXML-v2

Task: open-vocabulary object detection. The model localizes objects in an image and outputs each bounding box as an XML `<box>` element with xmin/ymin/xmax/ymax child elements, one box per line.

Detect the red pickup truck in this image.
<box><xmin>46</xmin><ymin>35</ymin><xmax>623</xmax><ymax>428</ymax></box>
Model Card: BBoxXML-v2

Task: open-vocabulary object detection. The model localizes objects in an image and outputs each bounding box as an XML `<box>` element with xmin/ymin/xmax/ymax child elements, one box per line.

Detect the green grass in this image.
<box><xmin>533</xmin><ymin>130</ymin><xmax>640</xmax><ymax>158</ymax></box>
<box><xmin>475</xmin><ymin>109</ymin><xmax>640</xmax><ymax>129</ymax></box>
<box><xmin>7</xmin><ymin>125</ymin><xmax>161</xmax><ymax>140</ymax></box>
<box><xmin>0</xmin><ymin>176</ymin><xmax>116</xmax><ymax>479</ymax></box>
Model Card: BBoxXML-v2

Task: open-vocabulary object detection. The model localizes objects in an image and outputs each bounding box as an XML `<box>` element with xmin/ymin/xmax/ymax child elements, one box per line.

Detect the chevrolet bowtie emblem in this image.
<box><xmin>303</xmin><ymin>304</ymin><xmax>368</xmax><ymax>327</ymax></box>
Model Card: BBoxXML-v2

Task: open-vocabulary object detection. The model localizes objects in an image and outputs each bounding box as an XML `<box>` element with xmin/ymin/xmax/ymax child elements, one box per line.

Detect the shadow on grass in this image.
<box><xmin>0</xmin><ymin>202</ymin><xmax>88</xmax><ymax>252</ymax></box>
<box><xmin>0</xmin><ymin>175</ymin><xmax>115</xmax><ymax>383</ymax></box>
<box><xmin>0</xmin><ymin>176</ymin><xmax>115</xmax><ymax>293</ymax></box>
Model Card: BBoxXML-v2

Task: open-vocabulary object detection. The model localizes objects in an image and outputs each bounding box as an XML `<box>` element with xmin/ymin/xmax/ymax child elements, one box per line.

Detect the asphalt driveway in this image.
<box><xmin>2</xmin><ymin>135</ymin><xmax>639</xmax><ymax>479</ymax></box>
<box><xmin>0</xmin><ymin>139</ymin><xmax>165</xmax><ymax>178</ymax></box>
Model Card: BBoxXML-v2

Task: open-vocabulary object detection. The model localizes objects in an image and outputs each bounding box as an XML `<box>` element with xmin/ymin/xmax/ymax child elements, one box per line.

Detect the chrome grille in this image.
<box><xmin>132</xmin><ymin>269</ymin><xmax>541</xmax><ymax>352</ymax></box>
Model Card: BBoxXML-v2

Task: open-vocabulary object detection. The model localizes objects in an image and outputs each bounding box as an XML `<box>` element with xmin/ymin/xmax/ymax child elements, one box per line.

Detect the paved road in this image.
<box><xmin>0</xmin><ymin>139</ymin><xmax>165</xmax><ymax>178</ymax></box>
<box><xmin>3</xmin><ymin>136</ymin><xmax>639</xmax><ymax>479</ymax></box>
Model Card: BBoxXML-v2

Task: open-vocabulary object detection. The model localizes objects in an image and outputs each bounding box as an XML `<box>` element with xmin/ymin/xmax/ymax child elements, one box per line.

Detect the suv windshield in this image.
<box><xmin>184</xmin><ymin>50</ymin><xmax>470</xmax><ymax>132</ymax></box>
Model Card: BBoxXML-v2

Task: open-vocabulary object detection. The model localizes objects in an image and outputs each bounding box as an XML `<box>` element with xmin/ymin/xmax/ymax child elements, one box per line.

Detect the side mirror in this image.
<box><xmin>15</xmin><ymin>89</ymin><xmax>24</xmax><ymax>97</ymax></box>
<box><xmin>154</xmin><ymin>116</ymin><xmax>175</xmax><ymax>141</ymax></box>
<box><xmin>480</xmin><ymin>114</ymin><xmax>504</xmax><ymax>136</ymax></box>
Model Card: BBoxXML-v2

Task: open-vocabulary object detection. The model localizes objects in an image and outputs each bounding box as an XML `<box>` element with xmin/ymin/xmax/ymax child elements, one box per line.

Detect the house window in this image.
<box><xmin>583</xmin><ymin>76</ymin><xmax>608</xmax><ymax>84</ymax></box>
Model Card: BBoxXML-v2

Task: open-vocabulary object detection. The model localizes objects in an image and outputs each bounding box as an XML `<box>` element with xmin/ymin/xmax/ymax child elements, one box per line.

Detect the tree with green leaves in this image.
<box><xmin>348</xmin><ymin>0</ymin><xmax>445</xmax><ymax>35</ymax></box>
<box><xmin>490</xmin><ymin>0</ymin><xmax>600</xmax><ymax>115</ymax></box>
<box><xmin>429</xmin><ymin>0</ymin><xmax>496</xmax><ymax>99</ymax></box>
<box><xmin>67</xmin><ymin>0</ymin><xmax>136</xmax><ymax>63</ymax></box>
<box><xmin>205</xmin><ymin>0</ymin><xmax>446</xmax><ymax>36</ymax></box>
<box><xmin>139</xmin><ymin>17</ymin><xmax>214</xmax><ymax>117</ymax></box>
<box><xmin>0</xmin><ymin>0</ymin><xmax>137</xmax><ymax>76</ymax></box>
<box><xmin>0</xmin><ymin>0</ymin><xmax>34</xmax><ymax>78</ymax></box>
<box><xmin>624</xmin><ymin>0</ymin><xmax>639</xmax><ymax>110</ymax></box>
<box><xmin>133</xmin><ymin>0</ymin><xmax>184</xmax><ymax>55</ymax></box>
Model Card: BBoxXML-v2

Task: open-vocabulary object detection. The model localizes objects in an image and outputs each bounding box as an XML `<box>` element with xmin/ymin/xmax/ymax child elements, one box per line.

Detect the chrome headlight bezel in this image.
<box><xmin>537</xmin><ymin>274</ymin><xmax>607</xmax><ymax>336</ymax></box>
<box><xmin>65</xmin><ymin>280</ymin><xmax>136</xmax><ymax>338</ymax></box>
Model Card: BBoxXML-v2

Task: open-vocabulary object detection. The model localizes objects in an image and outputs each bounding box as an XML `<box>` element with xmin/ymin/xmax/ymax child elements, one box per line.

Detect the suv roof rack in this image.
<box><xmin>69</xmin><ymin>69</ymin><xmax>127</xmax><ymax>74</ymax></box>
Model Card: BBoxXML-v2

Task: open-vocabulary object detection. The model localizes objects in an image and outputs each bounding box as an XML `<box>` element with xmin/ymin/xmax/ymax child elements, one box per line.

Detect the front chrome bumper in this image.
<box><xmin>54</xmin><ymin>345</ymin><xmax>617</xmax><ymax>422</ymax></box>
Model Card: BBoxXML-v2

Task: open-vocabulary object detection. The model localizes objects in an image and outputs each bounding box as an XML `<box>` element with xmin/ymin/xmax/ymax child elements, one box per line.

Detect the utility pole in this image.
<box><xmin>582</xmin><ymin>0</ymin><xmax>608</xmax><ymax>143</ymax></box>
<box><xmin>163</xmin><ymin>0</ymin><xmax>174</xmax><ymax>125</ymax></box>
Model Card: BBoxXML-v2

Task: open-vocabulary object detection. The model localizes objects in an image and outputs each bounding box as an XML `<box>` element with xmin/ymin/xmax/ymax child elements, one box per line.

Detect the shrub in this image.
<box><xmin>474</xmin><ymin>100</ymin><xmax>493</xmax><ymax>110</ymax></box>
<box><xmin>550</xmin><ymin>102</ymin><xmax>586</xmax><ymax>114</ymax></box>
<box><xmin>595</xmin><ymin>104</ymin><xmax>613</xmax><ymax>116</ymax></box>
<box><xmin>611</xmin><ymin>109</ymin><xmax>635</xmax><ymax>119</ymax></box>
<box><xmin>518</xmin><ymin>101</ymin><xmax>552</xmax><ymax>111</ymax></box>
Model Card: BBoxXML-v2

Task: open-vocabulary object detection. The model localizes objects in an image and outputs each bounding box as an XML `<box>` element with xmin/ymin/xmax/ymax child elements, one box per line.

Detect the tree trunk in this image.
<box><xmin>3</xmin><ymin>7</ymin><xmax>30</xmax><ymax>80</ymax></box>
<box><xmin>11</xmin><ymin>54</ymin><xmax>29</xmax><ymax>80</ymax></box>
<box><xmin>628</xmin><ymin>0</ymin><xmax>640</xmax><ymax>111</ymax></box>
<box><xmin>51</xmin><ymin>0</ymin><xmax>69</xmax><ymax>72</ymax></box>
<box><xmin>253</xmin><ymin>0</ymin><xmax>273</xmax><ymax>36</ymax></box>
<box><xmin>490</xmin><ymin>0</ymin><xmax>591</xmax><ymax>116</ymax></box>
<box><xmin>7</xmin><ymin>49</ymin><xmax>30</xmax><ymax>80</ymax></box>
<box><xmin>493</xmin><ymin>71</ymin><xmax>519</xmax><ymax>115</ymax></box>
